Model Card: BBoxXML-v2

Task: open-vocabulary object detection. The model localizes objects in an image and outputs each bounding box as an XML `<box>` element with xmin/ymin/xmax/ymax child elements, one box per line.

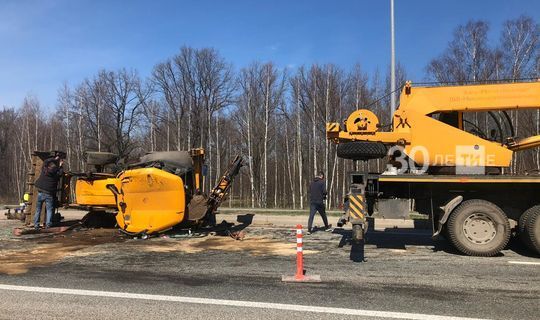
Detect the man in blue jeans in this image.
<box><xmin>34</xmin><ymin>155</ymin><xmax>64</xmax><ymax>229</ymax></box>
<box><xmin>307</xmin><ymin>171</ymin><xmax>331</xmax><ymax>234</ymax></box>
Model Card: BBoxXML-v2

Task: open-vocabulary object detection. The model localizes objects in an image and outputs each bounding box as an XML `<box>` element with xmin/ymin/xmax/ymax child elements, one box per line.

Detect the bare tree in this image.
<box><xmin>501</xmin><ymin>15</ymin><xmax>539</xmax><ymax>79</ymax></box>
<box><xmin>427</xmin><ymin>20</ymin><xmax>496</xmax><ymax>83</ymax></box>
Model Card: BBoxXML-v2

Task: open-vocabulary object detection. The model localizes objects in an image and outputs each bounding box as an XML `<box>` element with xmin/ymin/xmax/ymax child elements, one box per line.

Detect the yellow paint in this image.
<box><xmin>74</xmin><ymin>178</ymin><xmax>119</xmax><ymax>207</ymax></box>
<box><xmin>348</xmin><ymin>202</ymin><xmax>364</xmax><ymax>219</ymax></box>
<box><xmin>345</xmin><ymin>109</ymin><xmax>379</xmax><ymax>134</ymax></box>
<box><xmin>115</xmin><ymin>168</ymin><xmax>186</xmax><ymax>234</ymax></box>
<box><xmin>190</xmin><ymin>148</ymin><xmax>205</xmax><ymax>191</ymax></box>
<box><xmin>379</xmin><ymin>176</ymin><xmax>540</xmax><ymax>184</ymax></box>
<box><xmin>509</xmin><ymin>135</ymin><xmax>540</xmax><ymax>151</ymax></box>
<box><xmin>349</xmin><ymin>195</ymin><xmax>364</xmax><ymax>211</ymax></box>
<box><xmin>327</xmin><ymin>81</ymin><xmax>540</xmax><ymax>168</ymax></box>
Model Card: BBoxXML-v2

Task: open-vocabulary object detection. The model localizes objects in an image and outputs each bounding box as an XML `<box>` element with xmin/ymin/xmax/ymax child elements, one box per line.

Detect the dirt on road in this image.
<box><xmin>0</xmin><ymin>217</ymin><xmax>318</xmax><ymax>275</ymax></box>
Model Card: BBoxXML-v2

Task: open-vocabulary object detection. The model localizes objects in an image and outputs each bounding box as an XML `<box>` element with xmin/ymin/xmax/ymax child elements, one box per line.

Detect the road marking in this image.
<box><xmin>508</xmin><ymin>261</ymin><xmax>540</xmax><ymax>265</ymax></box>
<box><xmin>0</xmin><ymin>284</ymin><xmax>489</xmax><ymax>320</ymax></box>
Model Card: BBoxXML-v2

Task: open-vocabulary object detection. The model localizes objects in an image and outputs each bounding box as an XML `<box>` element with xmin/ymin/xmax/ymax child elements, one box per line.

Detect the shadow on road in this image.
<box><xmin>166</xmin><ymin>213</ymin><xmax>255</xmax><ymax>239</ymax></box>
<box><xmin>506</xmin><ymin>237</ymin><xmax>540</xmax><ymax>258</ymax></box>
<box><xmin>332</xmin><ymin>227</ymin><xmax>447</xmax><ymax>250</ymax></box>
<box><xmin>332</xmin><ymin>225</ymin><xmax>538</xmax><ymax>258</ymax></box>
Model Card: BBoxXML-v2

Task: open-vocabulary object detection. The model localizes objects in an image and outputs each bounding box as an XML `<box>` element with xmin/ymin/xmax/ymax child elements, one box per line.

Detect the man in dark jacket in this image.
<box><xmin>34</xmin><ymin>156</ymin><xmax>64</xmax><ymax>229</ymax></box>
<box><xmin>308</xmin><ymin>171</ymin><xmax>331</xmax><ymax>234</ymax></box>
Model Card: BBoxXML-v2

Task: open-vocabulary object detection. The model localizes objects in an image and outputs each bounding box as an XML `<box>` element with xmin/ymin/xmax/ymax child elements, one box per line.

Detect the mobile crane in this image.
<box><xmin>327</xmin><ymin>81</ymin><xmax>540</xmax><ymax>257</ymax></box>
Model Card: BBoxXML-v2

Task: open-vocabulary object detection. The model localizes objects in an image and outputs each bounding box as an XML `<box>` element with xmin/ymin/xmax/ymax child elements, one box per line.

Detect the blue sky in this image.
<box><xmin>1</xmin><ymin>0</ymin><xmax>539</xmax><ymax>109</ymax></box>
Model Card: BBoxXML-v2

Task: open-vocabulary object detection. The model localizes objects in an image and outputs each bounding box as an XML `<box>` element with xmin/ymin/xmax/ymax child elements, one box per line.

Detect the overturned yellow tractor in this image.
<box><xmin>69</xmin><ymin>149</ymin><xmax>243</xmax><ymax>235</ymax></box>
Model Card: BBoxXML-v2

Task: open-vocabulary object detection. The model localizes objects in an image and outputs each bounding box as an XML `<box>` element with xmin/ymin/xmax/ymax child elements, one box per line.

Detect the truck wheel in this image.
<box><xmin>337</xmin><ymin>141</ymin><xmax>387</xmax><ymax>161</ymax></box>
<box><xmin>518</xmin><ymin>205</ymin><xmax>539</xmax><ymax>252</ymax></box>
<box><xmin>447</xmin><ymin>200</ymin><xmax>510</xmax><ymax>257</ymax></box>
<box><xmin>523</xmin><ymin>207</ymin><xmax>540</xmax><ymax>254</ymax></box>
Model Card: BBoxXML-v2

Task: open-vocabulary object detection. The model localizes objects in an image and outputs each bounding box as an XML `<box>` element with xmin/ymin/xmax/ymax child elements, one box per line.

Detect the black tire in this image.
<box><xmin>85</xmin><ymin>152</ymin><xmax>119</xmax><ymax>166</ymax></box>
<box><xmin>337</xmin><ymin>141</ymin><xmax>387</xmax><ymax>161</ymax></box>
<box><xmin>447</xmin><ymin>199</ymin><xmax>510</xmax><ymax>257</ymax></box>
<box><xmin>523</xmin><ymin>206</ymin><xmax>540</xmax><ymax>254</ymax></box>
<box><xmin>518</xmin><ymin>205</ymin><xmax>539</xmax><ymax>252</ymax></box>
<box><xmin>140</xmin><ymin>151</ymin><xmax>193</xmax><ymax>169</ymax></box>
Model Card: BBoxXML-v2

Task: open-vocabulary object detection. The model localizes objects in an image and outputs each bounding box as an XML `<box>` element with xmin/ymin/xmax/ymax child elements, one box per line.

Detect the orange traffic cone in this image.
<box><xmin>281</xmin><ymin>224</ymin><xmax>321</xmax><ymax>282</ymax></box>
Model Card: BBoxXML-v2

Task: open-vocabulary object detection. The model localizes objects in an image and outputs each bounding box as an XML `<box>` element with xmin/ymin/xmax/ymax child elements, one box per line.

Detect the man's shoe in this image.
<box><xmin>34</xmin><ymin>226</ymin><xmax>40</xmax><ymax>231</ymax></box>
<box><xmin>307</xmin><ymin>231</ymin><xmax>312</xmax><ymax>235</ymax></box>
<box><xmin>325</xmin><ymin>225</ymin><xmax>333</xmax><ymax>232</ymax></box>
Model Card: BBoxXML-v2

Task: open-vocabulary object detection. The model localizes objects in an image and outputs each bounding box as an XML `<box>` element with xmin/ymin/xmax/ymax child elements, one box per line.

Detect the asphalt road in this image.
<box><xmin>0</xmin><ymin>214</ymin><xmax>538</xmax><ymax>320</ymax></box>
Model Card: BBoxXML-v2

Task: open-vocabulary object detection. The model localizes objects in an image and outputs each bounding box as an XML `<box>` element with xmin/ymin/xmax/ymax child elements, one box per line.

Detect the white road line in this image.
<box><xmin>0</xmin><ymin>284</ymin><xmax>489</xmax><ymax>320</ymax></box>
<box><xmin>508</xmin><ymin>261</ymin><xmax>540</xmax><ymax>265</ymax></box>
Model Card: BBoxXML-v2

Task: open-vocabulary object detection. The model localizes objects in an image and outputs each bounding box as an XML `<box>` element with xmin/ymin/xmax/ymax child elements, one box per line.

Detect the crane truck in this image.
<box><xmin>327</xmin><ymin>81</ymin><xmax>540</xmax><ymax>257</ymax></box>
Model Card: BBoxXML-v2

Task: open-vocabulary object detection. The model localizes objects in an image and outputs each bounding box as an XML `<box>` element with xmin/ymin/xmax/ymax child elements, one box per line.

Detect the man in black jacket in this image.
<box><xmin>308</xmin><ymin>171</ymin><xmax>331</xmax><ymax>234</ymax></box>
<box><xmin>33</xmin><ymin>156</ymin><xmax>64</xmax><ymax>229</ymax></box>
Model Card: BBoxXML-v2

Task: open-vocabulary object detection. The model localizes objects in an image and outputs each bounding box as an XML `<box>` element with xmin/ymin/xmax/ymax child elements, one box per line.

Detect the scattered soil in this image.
<box><xmin>0</xmin><ymin>225</ymin><xmax>314</xmax><ymax>275</ymax></box>
<box><xmin>0</xmin><ymin>228</ymin><xmax>124</xmax><ymax>275</ymax></box>
<box><xmin>128</xmin><ymin>235</ymin><xmax>318</xmax><ymax>256</ymax></box>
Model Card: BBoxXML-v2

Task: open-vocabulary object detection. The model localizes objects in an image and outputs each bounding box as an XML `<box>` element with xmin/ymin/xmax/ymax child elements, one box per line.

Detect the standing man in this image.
<box><xmin>308</xmin><ymin>171</ymin><xmax>331</xmax><ymax>234</ymax></box>
<box><xmin>34</xmin><ymin>155</ymin><xmax>64</xmax><ymax>230</ymax></box>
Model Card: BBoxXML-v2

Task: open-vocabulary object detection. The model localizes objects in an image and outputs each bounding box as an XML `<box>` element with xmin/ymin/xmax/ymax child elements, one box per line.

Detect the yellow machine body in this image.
<box><xmin>115</xmin><ymin>168</ymin><xmax>186</xmax><ymax>234</ymax></box>
<box><xmin>74</xmin><ymin>177</ymin><xmax>119</xmax><ymax>207</ymax></box>
<box><xmin>327</xmin><ymin>81</ymin><xmax>540</xmax><ymax>168</ymax></box>
<box><xmin>70</xmin><ymin>148</ymin><xmax>243</xmax><ymax>235</ymax></box>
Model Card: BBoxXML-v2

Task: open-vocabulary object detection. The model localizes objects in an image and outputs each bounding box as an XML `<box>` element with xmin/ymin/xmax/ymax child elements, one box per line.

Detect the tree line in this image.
<box><xmin>1</xmin><ymin>16</ymin><xmax>539</xmax><ymax>208</ymax></box>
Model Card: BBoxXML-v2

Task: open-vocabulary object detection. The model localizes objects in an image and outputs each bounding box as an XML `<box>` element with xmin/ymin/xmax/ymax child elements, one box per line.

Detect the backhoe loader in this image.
<box><xmin>26</xmin><ymin>148</ymin><xmax>243</xmax><ymax>236</ymax></box>
<box><xmin>327</xmin><ymin>81</ymin><xmax>540</xmax><ymax>257</ymax></box>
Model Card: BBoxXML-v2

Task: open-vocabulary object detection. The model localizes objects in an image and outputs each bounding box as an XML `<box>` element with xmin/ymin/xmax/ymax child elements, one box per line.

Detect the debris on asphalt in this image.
<box><xmin>228</xmin><ymin>230</ymin><xmax>246</xmax><ymax>240</ymax></box>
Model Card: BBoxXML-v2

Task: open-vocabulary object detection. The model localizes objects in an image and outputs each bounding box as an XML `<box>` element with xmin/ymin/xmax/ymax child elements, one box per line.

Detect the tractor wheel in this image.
<box><xmin>447</xmin><ymin>199</ymin><xmax>510</xmax><ymax>257</ymax></box>
<box><xmin>140</xmin><ymin>151</ymin><xmax>193</xmax><ymax>169</ymax></box>
<box><xmin>518</xmin><ymin>205</ymin><xmax>539</xmax><ymax>252</ymax></box>
<box><xmin>85</xmin><ymin>152</ymin><xmax>119</xmax><ymax>166</ymax></box>
<box><xmin>522</xmin><ymin>206</ymin><xmax>540</xmax><ymax>254</ymax></box>
<box><xmin>337</xmin><ymin>141</ymin><xmax>387</xmax><ymax>161</ymax></box>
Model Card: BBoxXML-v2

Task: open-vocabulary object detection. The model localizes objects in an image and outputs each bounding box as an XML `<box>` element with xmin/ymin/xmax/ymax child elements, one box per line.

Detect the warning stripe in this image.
<box><xmin>348</xmin><ymin>201</ymin><xmax>364</xmax><ymax>219</ymax></box>
<box><xmin>350</xmin><ymin>195</ymin><xmax>364</xmax><ymax>211</ymax></box>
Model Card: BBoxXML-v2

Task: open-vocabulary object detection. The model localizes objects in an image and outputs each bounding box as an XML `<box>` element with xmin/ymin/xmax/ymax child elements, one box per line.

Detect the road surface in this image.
<box><xmin>0</xmin><ymin>211</ymin><xmax>538</xmax><ymax>319</ymax></box>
